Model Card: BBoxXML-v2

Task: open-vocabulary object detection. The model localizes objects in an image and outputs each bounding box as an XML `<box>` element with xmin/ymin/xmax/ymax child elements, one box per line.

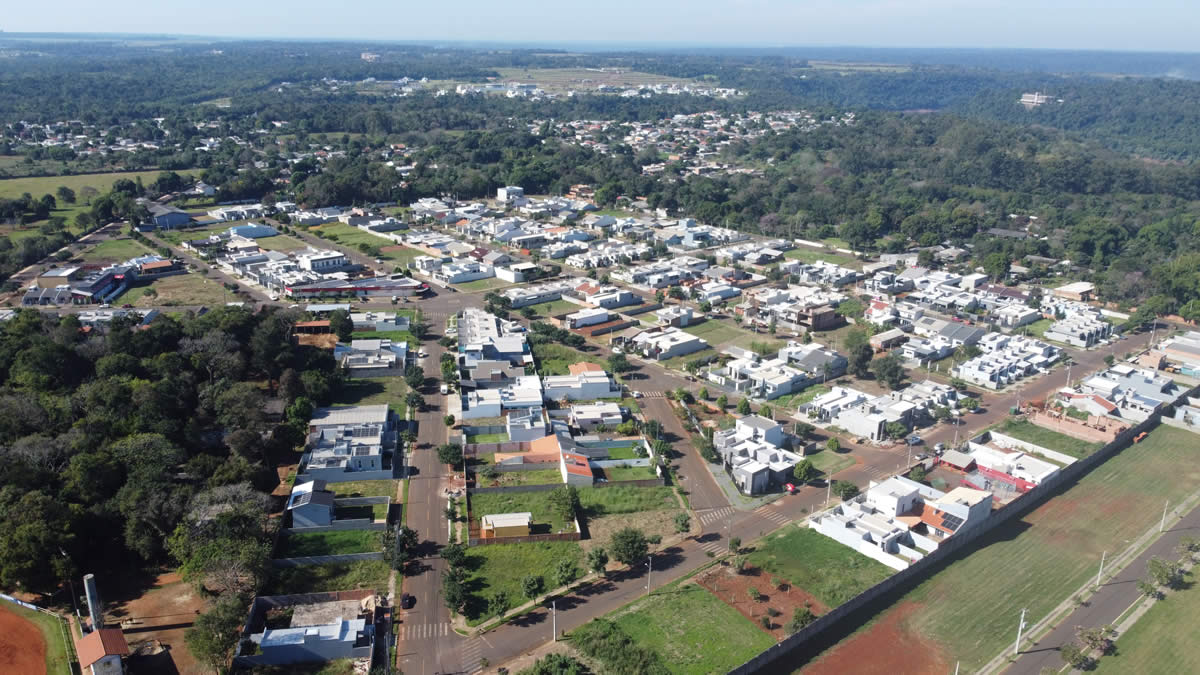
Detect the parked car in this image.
<box><xmin>934</xmin><ymin>443</ymin><xmax>946</xmax><ymax>452</ymax></box>
<box><xmin>121</xmin><ymin>304</ymin><xmax>133</xmax><ymax>309</ymax></box>
<box><xmin>906</xmin><ymin>435</ymin><xmax>923</xmax><ymax>446</ymax></box>
<box><xmin>439</xmin><ymin>383</ymin><xmax>449</xmax><ymax>395</ymax></box>
<box><xmin>400</xmin><ymin>593</ymin><xmax>413</xmax><ymax>609</ymax></box>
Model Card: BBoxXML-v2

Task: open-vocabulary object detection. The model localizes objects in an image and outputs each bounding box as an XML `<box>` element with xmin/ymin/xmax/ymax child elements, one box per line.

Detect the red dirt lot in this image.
<box><xmin>107</xmin><ymin>572</ymin><xmax>207</xmax><ymax>675</ymax></box>
<box><xmin>696</xmin><ymin>563</ymin><xmax>828</xmax><ymax>639</ymax></box>
<box><xmin>800</xmin><ymin>602</ymin><xmax>949</xmax><ymax>675</ymax></box>
<box><xmin>0</xmin><ymin>602</ymin><xmax>47</xmax><ymax>675</ymax></box>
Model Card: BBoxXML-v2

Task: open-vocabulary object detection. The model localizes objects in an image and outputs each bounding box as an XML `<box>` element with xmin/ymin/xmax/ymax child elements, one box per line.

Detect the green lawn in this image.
<box><xmin>1093</xmin><ymin>569</ymin><xmax>1200</xmax><ymax>674</ymax></box>
<box><xmin>156</xmin><ymin>223</ymin><xmax>232</xmax><ymax>246</ymax></box>
<box><xmin>326</xmin><ymin>480</ymin><xmax>396</xmax><ymax>499</ymax></box>
<box><xmin>610</xmin><ymin>583</ymin><xmax>776</xmax><ymax>674</ymax></box>
<box><xmin>334</xmin><ymin>502</ymin><xmax>389</xmax><ymax>521</ymax></box>
<box><xmin>0</xmin><ymin>169</ymin><xmax>201</xmax><ymax>202</ymax></box>
<box><xmin>532</xmin><ymin>342</ymin><xmax>588</xmax><ymax>376</ymax></box>
<box><xmin>265</xmin><ymin>559</ymin><xmax>391</xmax><ymax>595</ymax></box>
<box><xmin>770</xmin><ymin>384</ymin><xmax>832</xmax><ymax>411</ymax></box>
<box><xmin>596</xmin><ymin>464</ymin><xmax>658</xmax><ymax>481</ymax></box>
<box><xmin>455</xmin><ymin>277</ymin><xmax>515</xmax><ymax>292</ymax></box>
<box><xmin>283</xmin><ymin>530</ymin><xmax>381</xmax><ymax>557</ymax></box>
<box><xmin>332</xmin><ymin>378</ymin><xmax>408</xmax><ymax>418</ymax></box>
<box><xmin>254</xmin><ymin>234</ymin><xmax>310</xmax><ymax>252</ymax></box>
<box><xmin>782</xmin><ymin>247</ymin><xmax>861</xmax><ymax>269</ymax></box>
<box><xmin>308</xmin><ymin>222</ymin><xmax>417</xmax><ymax>262</ymax></box>
<box><xmin>477</xmin><ymin>468</ymin><xmax>564</xmax><ymax>488</ymax></box>
<box><xmin>527</xmin><ymin>299</ymin><xmax>582</xmax><ymax>317</ymax></box>
<box><xmin>804</xmin><ymin>446</ymin><xmax>856</xmax><ymax>477</ymax></box>
<box><xmin>78</xmin><ymin>237</ymin><xmax>155</xmax><ymax>263</ymax></box>
<box><xmin>999</xmin><ymin>417</ymin><xmax>1103</xmax><ymax>458</ymax></box>
<box><xmin>462</xmin><ymin>541</ymin><xmax>584</xmax><ymax>624</ymax></box>
<box><xmin>1022</xmin><ymin>317</ymin><xmax>1055</xmax><ymax>339</ymax></box>
<box><xmin>577</xmin><ymin>486</ymin><xmax>678</xmax><ymax>517</ymax></box>
<box><xmin>603</xmin><ymin>444</ymin><xmax>641</xmax><ymax>460</ymax></box>
<box><xmin>681</xmin><ymin>318</ymin><xmax>752</xmax><ymax>346</ymax></box>
<box><xmin>467</xmin><ymin>432</ymin><xmax>508</xmax><ymax>443</ymax></box>
<box><xmin>470</xmin><ymin>491</ymin><xmax>578</xmax><ymax>534</ymax></box>
<box><xmin>658</xmin><ymin>347</ymin><xmax>718</xmax><ymax>372</ymax></box>
<box><xmin>0</xmin><ymin>600</ymin><xmax>75</xmax><ymax>675</ymax></box>
<box><xmin>747</xmin><ymin>527</ymin><xmax>893</xmax><ymax>608</ymax></box>
<box><xmin>808</xmin><ymin>424</ymin><xmax>1200</xmax><ymax>671</ymax></box>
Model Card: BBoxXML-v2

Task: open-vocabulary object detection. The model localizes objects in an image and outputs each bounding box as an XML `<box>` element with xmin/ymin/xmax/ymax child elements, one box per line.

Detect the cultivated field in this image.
<box><xmin>492</xmin><ymin>67</ymin><xmax>699</xmax><ymax>93</ymax></box>
<box><xmin>799</xmin><ymin>424</ymin><xmax>1200</xmax><ymax>673</ymax></box>
<box><xmin>610</xmin><ymin>581</ymin><xmax>776</xmax><ymax>674</ymax></box>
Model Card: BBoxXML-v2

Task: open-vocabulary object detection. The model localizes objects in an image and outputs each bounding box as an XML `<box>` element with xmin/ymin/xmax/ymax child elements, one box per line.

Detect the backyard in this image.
<box><xmin>334</xmin><ymin>502</ymin><xmax>389</xmax><ymax>521</ymax></box>
<box><xmin>265</xmin><ymin>559</ymin><xmax>391</xmax><ymax>595</ymax></box>
<box><xmin>282</xmin><ymin>530</ymin><xmax>381</xmax><ymax>557</ymax></box>
<box><xmin>607</xmin><ymin>581</ymin><xmax>776</xmax><ymax>674</ymax></box>
<box><xmin>800</xmin><ymin>424</ymin><xmax>1200</xmax><ymax>672</ymax></box>
<box><xmin>467</xmin><ymin>432</ymin><xmax>508</xmax><ymax>443</ymax></box>
<box><xmin>461</xmin><ymin>541</ymin><xmax>584</xmax><ymax>625</ymax></box>
<box><xmin>746</xmin><ymin>526</ymin><xmax>893</xmax><ymax>609</ymax></box>
<box><xmin>999</xmin><ymin>417</ymin><xmax>1103</xmax><ymax>458</ymax></box>
<box><xmin>326</xmin><ymin>480</ymin><xmax>396</xmax><ymax>499</ymax></box>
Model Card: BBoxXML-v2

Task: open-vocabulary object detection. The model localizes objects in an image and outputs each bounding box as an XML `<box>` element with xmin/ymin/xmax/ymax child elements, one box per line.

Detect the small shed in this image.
<box><xmin>481</xmin><ymin>512</ymin><xmax>532</xmax><ymax>538</ymax></box>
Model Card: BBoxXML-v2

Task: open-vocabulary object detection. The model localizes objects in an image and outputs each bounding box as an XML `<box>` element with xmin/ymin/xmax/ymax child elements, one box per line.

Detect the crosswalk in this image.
<box><xmin>698</xmin><ymin>506</ymin><xmax>735</xmax><ymax>526</ymax></box>
<box><xmin>460</xmin><ymin>637</ymin><xmax>483</xmax><ymax>674</ymax></box>
<box><xmin>639</xmin><ymin>390</ymin><xmax>668</xmax><ymax>399</ymax></box>
<box><xmin>696</xmin><ymin>538</ymin><xmax>727</xmax><ymax>556</ymax></box>
<box><xmin>396</xmin><ymin>621</ymin><xmax>451</xmax><ymax>640</ymax></box>
<box><xmin>754</xmin><ymin>506</ymin><xmax>793</xmax><ymax>528</ymax></box>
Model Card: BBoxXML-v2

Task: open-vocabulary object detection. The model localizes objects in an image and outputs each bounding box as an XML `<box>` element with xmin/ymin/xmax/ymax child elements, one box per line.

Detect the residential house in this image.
<box><xmin>148</xmin><ymin>203</ymin><xmax>191</xmax><ymax>229</ymax></box>
<box><xmin>542</xmin><ymin>371</ymin><xmax>621</xmax><ymax>401</ymax></box>
<box><xmin>287</xmin><ymin>480</ymin><xmax>335</xmax><ymax>528</ymax></box>
<box><xmin>254</xmin><ymin>617</ymin><xmax>373</xmax><ymax>665</ymax></box>
<box><xmin>627</xmin><ymin>326</ymin><xmax>708</xmax><ymax>361</ymax></box>
<box><xmin>302</xmin><ymin>405</ymin><xmax>394</xmax><ymax>482</ymax></box>
<box><xmin>570</xmin><ymin>402</ymin><xmax>624</xmax><ymax>431</ymax></box>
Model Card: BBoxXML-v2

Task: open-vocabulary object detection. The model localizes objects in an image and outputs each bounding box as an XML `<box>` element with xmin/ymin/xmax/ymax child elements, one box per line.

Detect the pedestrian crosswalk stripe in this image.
<box><xmin>397</xmin><ymin>622</ymin><xmax>450</xmax><ymax>640</ymax></box>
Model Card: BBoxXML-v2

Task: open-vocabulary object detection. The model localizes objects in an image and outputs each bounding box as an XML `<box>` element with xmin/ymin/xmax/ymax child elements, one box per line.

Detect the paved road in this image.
<box><xmin>1007</xmin><ymin>500</ymin><xmax>1200</xmax><ymax>674</ymax></box>
<box><xmin>640</xmin><ymin>396</ymin><xmax>730</xmax><ymax>512</ymax></box>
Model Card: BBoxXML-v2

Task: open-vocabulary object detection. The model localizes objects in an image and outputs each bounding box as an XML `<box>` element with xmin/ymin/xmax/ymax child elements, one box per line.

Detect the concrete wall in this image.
<box><xmin>272</xmin><ymin>551</ymin><xmax>385</xmax><ymax>568</ymax></box>
<box><xmin>729</xmin><ymin>384</ymin><xmax>1199</xmax><ymax>675</ymax></box>
<box><xmin>296</xmin><ymin>468</ymin><xmax>394</xmax><ymax>484</ymax></box>
<box><xmin>986</xmin><ymin>431</ymin><xmax>1077</xmax><ymax>465</ymax></box>
<box><xmin>1030</xmin><ymin>411</ymin><xmax>1125</xmax><ymax>445</ymax></box>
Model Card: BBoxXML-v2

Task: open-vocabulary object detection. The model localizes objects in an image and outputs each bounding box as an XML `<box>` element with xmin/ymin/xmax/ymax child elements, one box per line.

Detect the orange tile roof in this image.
<box><xmin>295</xmin><ymin>320</ymin><xmax>331</xmax><ymax>328</ymax></box>
<box><xmin>529</xmin><ymin>435</ymin><xmax>561</xmax><ymax>455</ymax></box>
<box><xmin>568</xmin><ymin>362</ymin><xmax>605</xmax><ymax>375</ymax></box>
<box><xmin>561</xmin><ymin>450</ymin><xmax>593</xmax><ymax>477</ymax></box>
<box><xmin>77</xmin><ymin>629</ymin><xmax>130</xmax><ymax>669</ymax></box>
<box><xmin>141</xmin><ymin>260</ymin><xmax>175</xmax><ymax>271</ymax></box>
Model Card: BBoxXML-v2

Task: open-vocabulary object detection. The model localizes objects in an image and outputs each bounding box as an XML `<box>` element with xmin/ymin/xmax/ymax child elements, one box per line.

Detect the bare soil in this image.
<box><xmin>800</xmin><ymin>601</ymin><xmax>950</xmax><ymax>675</ymax></box>
<box><xmin>696</xmin><ymin>563</ymin><xmax>828</xmax><ymax>639</ymax></box>
<box><xmin>0</xmin><ymin>602</ymin><xmax>47</xmax><ymax>675</ymax></box>
<box><xmin>107</xmin><ymin>572</ymin><xmax>208</xmax><ymax>675</ymax></box>
<box><xmin>580</xmin><ymin>509</ymin><xmax>685</xmax><ymax>553</ymax></box>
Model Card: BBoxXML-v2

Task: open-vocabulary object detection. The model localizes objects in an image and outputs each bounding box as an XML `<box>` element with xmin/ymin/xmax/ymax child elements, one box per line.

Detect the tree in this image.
<box><xmin>1059</xmin><ymin>643</ymin><xmax>1090</xmax><ymax>670</ymax></box>
<box><xmin>674</xmin><ymin>512</ymin><xmax>691</xmax><ymax>533</ymax></box>
<box><xmin>1176</xmin><ymin>535</ymin><xmax>1200</xmax><ymax>561</ymax></box>
<box><xmin>522</xmin><ymin>574</ymin><xmax>544</xmax><ymax>600</ymax></box>
<box><xmin>759</xmin><ymin>405</ymin><xmax>772</xmax><ymax>419</ymax></box>
<box><xmin>328</xmin><ymin>309</ymin><xmax>353</xmax><ymax>342</ymax></box>
<box><xmin>520</xmin><ymin>307</ymin><xmax>536</xmax><ymax>319</ymax></box>
<box><xmin>728</xmin><ymin>536</ymin><xmax>742</xmax><ymax>553</ymax></box>
<box><xmin>962</xmin><ymin>397</ymin><xmax>979</xmax><ymax>412</ymax></box>
<box><xmin>443</xmin><ymin>414</ymin><xmax>455</xmax><ymax>427</ymax></box>
<box><xmin>786</xmin><ymin>607</ymin><xmax>816</xmax><ymax>633</ymax></box>
<box><xmin>441</xmin><ymin>542</ymin><xmax>467</xmax><ymax>569</ymax></box>
<box><xmin>909</xmin><ymin>464</ymin><xmax>927</xmax><ymax>482</ymax></box>
<box><xmin>871</xmin><ymin>353</ymin><xmax>907</xmax><ymax>390</ymax></box>
<box><xmin>737</xmin><ymin>398</ymin><xmax>752</xmax><ymax>415</ymax></box>
<box><xmin>1076</xmin><ymin>625</ymin><xmax>1116</xmax><ymax>656</ymax></box>
<box><xmin>1136</xmin><ymin>578</ymin><xmax>1161</xmax><ymax>600</ymax></box>
<box><xmin>794</xmin><ymin>422</ymin><xmax>814</xmax><ymax>439</ymax></box>
<box><xmin>437</xmin><ymin>443</ymin><xmax>463</xmax><ymax>467</ymax></box>
<box><xmin>610</xmin><ymin>528</ymin><xmax>649</xmax><ymax>566</ymax></box>
<box><xmin>608</xmin><ymin>353</ymin><xmax>632</xmax><ymax>373</ymax></box>
<box><xmin>844</xmin><ymin>328</ymin><xmax>873</xmax><ymax>378</ymax></box>
<box><xmin>555</xmin><ymin>558</ymin><xmax>578</xmax><ymax>587</ymax></box>
<box><xmin>519</xmin><ymin>653</ymin><xmax>588</xmax><ymax>675</ymax></box>
<box><xmin>793</xmin><ymin>459</ymin><xmax>819</xmax><ymax>484</ymax></box>
<box><xmin>185</xmin><ymin>594</ymin><xmax>247</xmax><ymax>671</ymax></box>
<box><xmin>826</xmin><ymin>438</ymin><xmax>840</xmax><ymax>453</ymax></box>
<box><xmin>406</xmin><ymin>391</ymin><xmax>425</xmax><ymax>412</ymax></box>
<box><xmin>1104</xmin><ymin>354</ymin><xmax>1115</xmax><ymax>367</ymax></box>
<box><xmin>488</xmin><ymin>590</ymin><xmax>510</xmax><ymax>618</ymax></box>
<box><xmin>55</xmin><ymin>186</ymin><xmax>76</xmax><ymax>204</ymax></box>
<box><xmin>548</xmin><ymin>486</ymin><xmax>581</xmax><ymax>524</ymax></box>
<box><xmin>933</xmin><ymin>406</ymin><xmax>952</xmax><ymax>423</ymax></box>
<box><xmin>405</xmin><ymin>365</ymin><xmax>425</xmax><ymax>390</ymax></box>
<box><xmin>1148</xmin><ymin>556</ymin><xmax>1182</xmax><ymax>589</ymax></box>
<box><xmin>588</xmin><ymin>547</ymin><xmax>610</xmax><ymax>576</ymax></box>
<box><xmin>443</xmin><ymin>574</ymin><xmax>466</xmax><ymax>612</ymax></box>
<box><xmin>884</xmin><ymin>421</ymin><xmax>908</xmax><ymax>440</ymax></box>
<box><xmin>832</xmin><ymin>480</ymin><xmax>859</xmax><ymax>500</ymax></box>
<box><xmin>716</xmin><ymin>394</ymin><xmax>729</xmax><ymax>409</ymax></box>
<box><xmin>698</xmin><ymin>387</ymin><xmax>709</xmax><ymax>400</ymax></box>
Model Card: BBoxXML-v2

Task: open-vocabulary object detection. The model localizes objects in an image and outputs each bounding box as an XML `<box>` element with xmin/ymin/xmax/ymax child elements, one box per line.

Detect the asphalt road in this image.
<box><xmin>1007</xmin><ymin>500</ymin><xmax>1200</xmax><ymax>674</ymax></box>
<box><xmin>640</xmin><ymin>396</ymin><xmax>729</xmax><ymax>512</ymax></box>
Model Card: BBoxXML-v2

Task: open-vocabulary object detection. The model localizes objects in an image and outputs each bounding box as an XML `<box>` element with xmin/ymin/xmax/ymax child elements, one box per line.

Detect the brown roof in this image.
<box><xmin>140</xmin><ymin>260</ymin><xmax>175</xmax><ymax>271</ymax></box>
<box><xmin>77</xmin><ymin>629</ymin><xmax>130</xmax><ymax>669</ymax></box>
<box><xmin>530</xmin><ymin>435</ymin><xmax>561</xmax><ymax>455</ymax></box>
<box><xmin>561</xmin><ymin>450</ymin><xmax>593</xmax><ymax>477</ymax></box>
<box><xmin>295</xmin><ymin>320</ymin><xmax>331</xmax><ymax>328</ymax></box>
<box><xmin>567</xmin><ymin>362</ymin><xmax>605</xmax><ymax>375</ymax></box>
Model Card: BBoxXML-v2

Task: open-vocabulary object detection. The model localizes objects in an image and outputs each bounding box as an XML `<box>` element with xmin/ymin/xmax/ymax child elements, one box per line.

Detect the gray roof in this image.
<box><xmin>938</xmin><ymin>323</ymin><xmax>987</xmax><ymax>344</ymax></box>
<box><xmin>740</xmin><ymin>415</ymin><xmax>778</xmax><ymax>431</ymax></box>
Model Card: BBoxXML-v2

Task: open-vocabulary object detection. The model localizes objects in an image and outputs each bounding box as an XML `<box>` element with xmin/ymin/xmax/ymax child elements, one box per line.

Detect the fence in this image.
<box><xmin>464</xmin><ymin>441</ymin><xmax>532</xmax><ymax>455</ymax></box>
<box><xmin>287</xmin><ymin>520</ymin><xmax>387</xmax><ymax>534</ymax></box>
<box><xmin>467</xmin><ymin>481</ymin><xmax>567</xmax><ymax>496</ymax></box>
<box><xmin>272</xmin><ymin>551</ymin><xmax>385</xmax><ymax>568</ymax></box>
<box><xmin>467</xmin><ymin>515</ymin><xmax>583</xmax><ymax>546</ymax></box>
<box><xmin>986</xmin><ymin>430</ymin><xmax>1080</xmax><ymax>466</ymax></box>
<box><xmin>0</xmin><ymin>594</ymin><xmax>77</xmax><ymax>675</ymax></box>
<box><xmin>728</xmin><ymin>383</ymin><xmax>1199</xmax><ymax>674</ymax></box>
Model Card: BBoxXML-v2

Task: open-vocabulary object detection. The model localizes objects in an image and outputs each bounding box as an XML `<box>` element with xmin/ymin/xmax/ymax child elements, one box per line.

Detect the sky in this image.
<box><xmin>4</xmin><ymin>0</ymin><xmax>1200</xmax><ymax>52</ymax></box>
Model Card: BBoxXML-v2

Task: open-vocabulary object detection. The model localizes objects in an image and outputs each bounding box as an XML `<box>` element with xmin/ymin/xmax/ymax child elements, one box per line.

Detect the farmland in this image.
<box><xmin>800</xmin><ymin>424</ymin><xmax>1200</xmax><ymax>672</ymax></box>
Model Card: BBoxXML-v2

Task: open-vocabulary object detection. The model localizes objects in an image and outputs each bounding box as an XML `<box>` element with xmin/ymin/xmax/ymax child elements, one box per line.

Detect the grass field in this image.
<box><xmin>803</xmin><ymin>446</ymin><xmax>856</xmax><ymax>477</ymax></box>
<box><xmin>659</xmin><ymin>347</ymin><xmax>718</xmax><ymax>371</ymax></box>
<box><xmin>578</xmin><ymin>486</ymin><xmax>678</xmax><ymax>517</ymax></box>
<box><xmin>526</xmin><ymin>298</ymin><xmax>581</xmax><ymax>318</ymax></box>
<box><xmin>0</xmin><ymin>169</ymin><xmax>200</xmax><ymax>202</ymax></box>
<box><xmin>782</xmin><ymin>248</ymin><xmax>861</xmax><ymax>269</ymax></box>
<box><xmin>467</xmin><ymin>432</ymin><xmax>508</xmax><ymax>443</ymax></box>
<box><xmin>470</xmin><ymin>491</ymin><xmax>577</xmax><ymax>534</ymax></box>
<box><xmin>309</xmin><ymin>223</ymin><xmax>396</xmax><ymax>255</ymax></box>
<box><xmin>455</xmin><ymin>277</ymin><xmax>515</xmax><ymax>292</ymax></box>
<box><xmin>326</xmin><ymin>480</ymin><xmax>396</xmax><ymax>499</ymax></box>
<box><xmin>265</xmin><ymin>559</ymin><xmax>391</xmax><ymax>595</ymax></box>
<box><xmin>748</xmin><ymin>527</ymin><xmax>893</xmax><ymax>608</ymax></box>
<box><xmin>332</xmin><ymin>377</ymin><xmax>408</xmax><ymax>418</ymax></box>
<box><xmin>462</xmin><ymin>541</ymin><xmax>583</xmax><ymax>624</ymax></box>
<box><xmin>1022</xmin><ymin>318</ymin><xmax>1054</xmax><ymax>339</ymax></box>
<box><xmin>999</xmin><ymin>417</ymin><xmax>1103</xmax><ymax>458</ymax></box>
<box><xmin>478</xmin><ymin>468</ymin><xmax>564</xmax><ymax>488</ymax></box>
<box><xmin>254</xmin><ymin>234</ymin><xmax>310</xmax><ymax>252</ymax></box>
<box><xmin>770</xmin><ymin>385</ymin><xmax>832</xmax><ymax>411</ymax></box>
<box><xmin>807</xmin><ymin>424</ymin><xmax>1200</xmax><ymax>671</ymax></box>
<box><xmin>79</xmin><ymin>236</ymin><xmax>155</xmax><ymax>263</ymax></box>
<box><xmin>595</xmin><ymin>464</ymin><xmax>658</xmax><ymax>481</ymax></box>
<box><xmin>681</xmin><ymin>318</ymin><xmax>754</xmax><ymax>347</ymax></box>
<box><xmin>532</xmin><ymin>342</ymin><xmax>588</xmax><ymax>376</ymax></box>
<box><xmin>0</xmin><ymin>600</ymin><xmax>74</xmax><ymax>675</ymax></box>
<box><xmin>283</xmin><ymin>530</ymin><xmax>381</xmax><ymax>557</ymax></box>
<box><xmin>610</xmin><ymin>582</ymin><xmax>776</xmax><ymax>674</ymax></box>
<box><xmin>1093</xmin><ymin>569</ymin><xmax>1200</xmax><ymax>674</ymax></box>
<box><xmin>334</xmin><ymin>502</ymin><xmax>389</xmax><ymax>521</ymax></box>
<box><xmin>115</xmin><ymin>273</ymin><xmax>232</xmax><ymax>307</ymax></box>
<box><xmin>156</xmin><ymin>223</ymin><xmax>231</xmax><ymax>246</ymax></box>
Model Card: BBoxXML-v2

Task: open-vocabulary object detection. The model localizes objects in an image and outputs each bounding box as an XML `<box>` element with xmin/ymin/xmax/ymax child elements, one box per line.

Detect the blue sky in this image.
<box><xmin>5</xmin><ymin>0</ymin><xmax>1199</xmax><ymax>52</ymax></box>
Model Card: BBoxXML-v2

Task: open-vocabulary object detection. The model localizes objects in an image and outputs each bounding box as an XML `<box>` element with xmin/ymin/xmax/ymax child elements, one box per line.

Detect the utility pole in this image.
<box><xmin>1014</xmin><ymin>608</ymin><xmax>1027</xmax><ymax>656</ymax></box>
<box><xmin>552</xmin><ymin>600</ymin><xmax>557</xmax><ymax>642</ymax></box>
<box><xmin>646</xmin><ymin>556</ymin><xmax>652</xmax><ymax>595</ymax></box>
<box><xmin>1161</xmin><ymin>500</ymin><xmax>1170</xmax><ymax>532</ymax></box>
<box><xmin>1097</xmin><ymin>551</ymin><xmax>1106</xmax><ymax>587</ymax></box>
